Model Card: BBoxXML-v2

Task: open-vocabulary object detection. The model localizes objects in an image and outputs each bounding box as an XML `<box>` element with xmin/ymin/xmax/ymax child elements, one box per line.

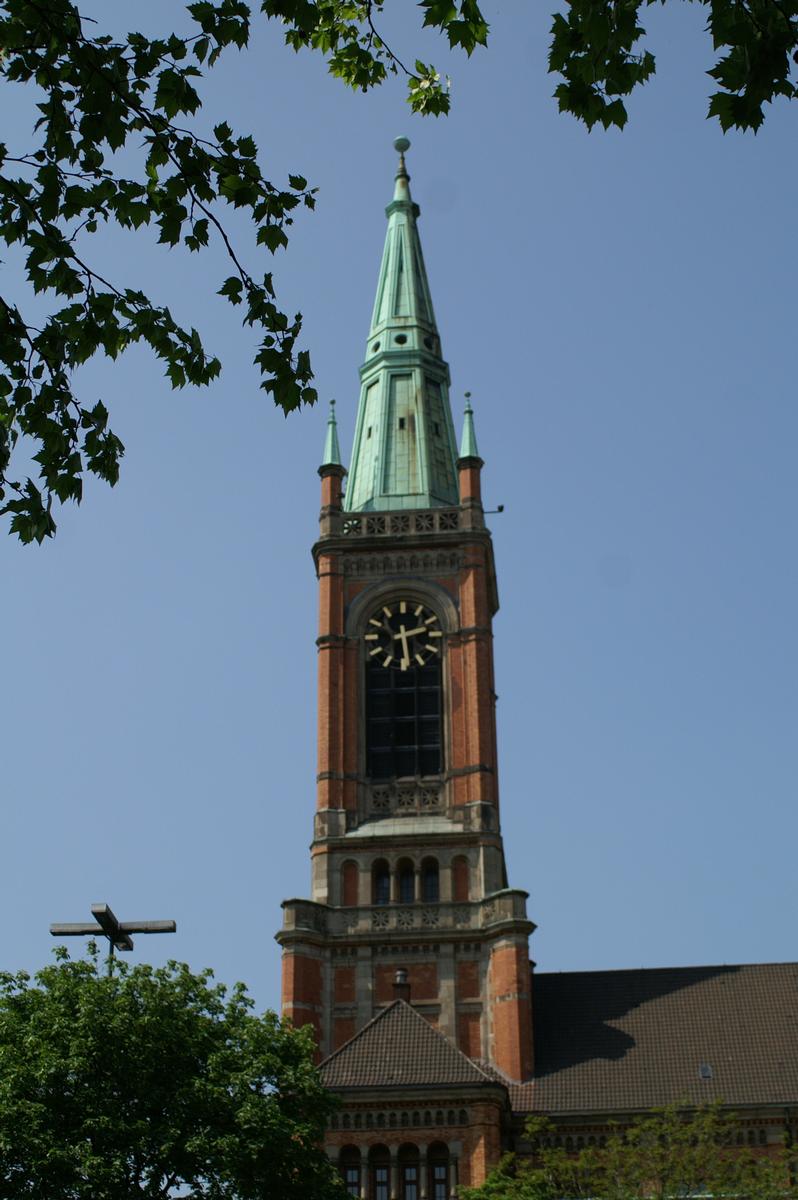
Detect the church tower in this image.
<box><xmin>277</xmin><ymin>138</ymin><xmax>535</xmax><ymax>1188</ymax></box>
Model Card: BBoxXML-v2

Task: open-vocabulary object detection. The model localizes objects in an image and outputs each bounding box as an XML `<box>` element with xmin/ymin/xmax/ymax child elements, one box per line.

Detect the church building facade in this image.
<box><xmin>276</xmin><ymin>139</ymin><xmax>798</xmax><ymax>1196</ymax></box>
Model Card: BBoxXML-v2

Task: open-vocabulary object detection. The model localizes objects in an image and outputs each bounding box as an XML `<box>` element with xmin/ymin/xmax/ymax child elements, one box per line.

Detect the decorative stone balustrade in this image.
<box><xmin>369</xmin><ymin>780</ymin><xmax>443</xmax><ymax>817</ymax></box>
<box><xmin>336</xmin><ymin>509</ymin><xmax>460</xmax><ymax>539</ymax></box>
<box><xmin>281</xmin><ymin>891</ymin><xmax>531</xmax><ymax>939</ymax></box>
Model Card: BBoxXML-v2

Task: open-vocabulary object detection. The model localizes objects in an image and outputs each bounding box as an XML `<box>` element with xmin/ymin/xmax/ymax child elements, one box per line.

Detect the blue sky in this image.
<box><xmin>2</xmin><ymin>2</ymin><xmax>796</xmax><ymax>1008</ymax></box>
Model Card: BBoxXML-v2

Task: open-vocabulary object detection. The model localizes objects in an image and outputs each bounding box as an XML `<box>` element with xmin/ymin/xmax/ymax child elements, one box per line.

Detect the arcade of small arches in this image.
<box><xmin>531</xmin><ymin>1127</ymin><xmax>771</xmax><ymax>1151</ymax></box>
<box><xmin>330</xmin><ymin>1108</ymin><xmax>469</xmax><ymax>1132</ymax></box>
<box><xmin>335</xmin><ymin>1141</ymin><xmax>456</xmax><ymax>1200</ymax></box>
<box><xmin>340</xmin><ymin>854</ymin><xmax>472</xmax><ymax>907</ymax></box>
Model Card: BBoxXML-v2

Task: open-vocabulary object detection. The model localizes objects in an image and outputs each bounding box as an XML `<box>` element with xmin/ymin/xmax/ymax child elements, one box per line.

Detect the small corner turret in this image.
<box><xmin>457</xmin><ymin>392</ymin><xmax>485</xmax><ymax>520</ymax></box>
<box><xmin>318</xmin><ymin>399</ymin><xmax>346</xmax><ymax>532</ymax></box>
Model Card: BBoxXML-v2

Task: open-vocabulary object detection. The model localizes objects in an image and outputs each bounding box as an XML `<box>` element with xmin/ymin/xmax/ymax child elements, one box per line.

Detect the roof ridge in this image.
<box><xmin>534</xmin><ymin>960</ymin><xmax>798</xmax><ymax>979</ymax></box>
<box><xmin>319</xmin><ymin>998</ymin><xmax>404</xmax><ymax>1068</ymax></box>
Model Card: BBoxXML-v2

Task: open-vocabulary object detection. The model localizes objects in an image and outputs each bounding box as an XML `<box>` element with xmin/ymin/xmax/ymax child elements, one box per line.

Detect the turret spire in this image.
<box><xmin>344</xmin><ymin>138</ymin><xmax>459</xmax><ymax>512</ymax></box>
<box><xmin>459</xmin><ymin>393</ymin><xmax>480</xmax><ymax>460</ymax></box>
<box><xmin>321</xmin><ymin>398</ymin><xmax>342</xmax><ymax>468</ymax></box>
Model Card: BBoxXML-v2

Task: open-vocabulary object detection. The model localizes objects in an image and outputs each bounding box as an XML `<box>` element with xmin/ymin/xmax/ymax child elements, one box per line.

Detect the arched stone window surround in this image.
<box><xmin>346</xmin><ymin>579</ymin><xmax>458</xmax><ymax>798</ymax></box>
<box><xmin>345</xmin><ymin>578</ymin><xmax>459</xmax><ymax>641</ymax></box>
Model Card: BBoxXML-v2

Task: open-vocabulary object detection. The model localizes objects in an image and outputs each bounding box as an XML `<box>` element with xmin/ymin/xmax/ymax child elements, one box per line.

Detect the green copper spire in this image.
<box><xmin>321</xmin><ymin>398</ymin><xmax>342</xmax><ymax>467</ymax></box>
<box><xmin>344</xmin><ymin>137</ymin><xmax>459</xmax><ymax>512</ymax></box>
<box><xmin>459</xmin><ymin>393</ymin><xmax>480</xmax><ymax>459</ymax></box>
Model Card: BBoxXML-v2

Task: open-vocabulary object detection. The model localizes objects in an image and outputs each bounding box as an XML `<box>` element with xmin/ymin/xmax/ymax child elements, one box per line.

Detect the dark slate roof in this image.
<box><xmin>320</xmin><ymin>1000</ymin><xmax>495</xmax><ymax>1090</ymax></box>
<box><xmin>530</xmin><ymin>962</ymin><xmax>798</xmax><ymax>1114</ymax></box>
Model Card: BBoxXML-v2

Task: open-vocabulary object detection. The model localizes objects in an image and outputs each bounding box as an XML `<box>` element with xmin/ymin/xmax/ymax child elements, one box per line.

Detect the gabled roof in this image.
<box><xmin>530</xmin><ymin>961</ymin><xmax>798</xmax><ymax>1114</ymax></box>
<box><xmin>320</xmin><ymin>1000</ymin><xmax>495</xmax><ymax>1090</ymax></box>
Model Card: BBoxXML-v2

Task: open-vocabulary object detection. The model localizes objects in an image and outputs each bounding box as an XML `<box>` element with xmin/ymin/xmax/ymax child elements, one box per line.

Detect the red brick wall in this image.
<box><xmin>332</xmin><ymin>1016</ymin><xmax>356</xmax><ymax>1051</ymax></box>
<box><xmin>489</xmin><ymin>942</ymin><xmax>533</xmax><ymax>1080</ymax></box>
<box><xmin>457</xmin><ymin>1011</ymin><xmax>482</xmax><ymax>1057</ymax></box>
<box><xmin>457</xmin><ymin>960</ymin><xmax>480</xmax><ymax>999</ymax></box>
<box><xmin>282</xmin><ymin>951</ymin><xmax>322</xmax><ymax>1009</ymax></box>
<box><xmin>374</xmin><ymin>962</ymin><xmax>438</xmax><ymax>1004</ymax></box>
<box><xmin>334</xmin><ymin>965</ymin><xmax>356</xmax><ymax>1004</ymax></box>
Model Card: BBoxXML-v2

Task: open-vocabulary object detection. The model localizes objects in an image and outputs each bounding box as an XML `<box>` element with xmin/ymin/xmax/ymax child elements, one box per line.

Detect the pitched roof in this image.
<box><xmin>320</xmin><ymin>1000</ymin><xmax>495</xmax><ymax>1090</ymax></box>
<box><xmin>530</xmin><ymin>961</ymin><xmax>798</xmax><ymax>1114</ymax></box>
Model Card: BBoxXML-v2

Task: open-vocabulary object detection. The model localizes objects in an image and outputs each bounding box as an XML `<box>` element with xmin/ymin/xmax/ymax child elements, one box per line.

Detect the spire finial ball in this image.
<box><xmin>393</xmin><ymin>136</ymin><xmax>410</xmax><ymax>154</ymax></box>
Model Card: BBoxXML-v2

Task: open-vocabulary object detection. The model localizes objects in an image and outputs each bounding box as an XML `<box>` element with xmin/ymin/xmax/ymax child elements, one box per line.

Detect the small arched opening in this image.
<box><xmin>372</xmin><ymin>858</ymin><xmax>390</xmax><ymax>906</ymax></box>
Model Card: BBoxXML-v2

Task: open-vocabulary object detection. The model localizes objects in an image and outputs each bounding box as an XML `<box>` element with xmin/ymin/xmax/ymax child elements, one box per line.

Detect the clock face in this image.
<box><xmin>364</xmin><ymin>600</ymin><xmax>443</xmax><ymax>671</ymax></box>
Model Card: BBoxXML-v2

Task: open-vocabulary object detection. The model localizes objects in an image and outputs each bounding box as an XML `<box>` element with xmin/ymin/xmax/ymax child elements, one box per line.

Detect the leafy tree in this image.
<box><xmin>0</xmin><ymin>947</ymin><xmax>345</xmax><ymax>1199</ymax></box>
<box><xmin>461</xmin><ymin>1105</ymin><xmax>797</xmax><ymax>1200</ymax></box>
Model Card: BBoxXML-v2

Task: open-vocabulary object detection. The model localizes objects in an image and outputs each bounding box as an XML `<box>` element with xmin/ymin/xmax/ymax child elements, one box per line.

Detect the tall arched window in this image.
<box><xmin>398</xmin><ymin>1144</ymin><xmax>420</xmax><ymax>1200</ymax></box>
<box><xmin>421</xmin><ymin>857</ymin><xmax>439</xmax><ymax>902</ymax></box>
<box><xmin>366</xmin><ymin>641</ymin><xmax>442</xmax><ymax>780</ymax></box>
<box><xmin>372</xmin><ymin>859</ymin><xmax>390</xmax><ymax>906</ymax></box>
<box><xmin>428</xmin><ymin>1143</ymin><xmax>449</xmax><ymax>1200</ymax></box>
<box><xmin>339</xmin><ymin>1147</ymin><xmax>361</xmax><ymax>1198</ymax></box>
<box><xmin>369</xmin><ymin>1145</ymin><xmax>390</xmax><ymax>1200</ymax></box>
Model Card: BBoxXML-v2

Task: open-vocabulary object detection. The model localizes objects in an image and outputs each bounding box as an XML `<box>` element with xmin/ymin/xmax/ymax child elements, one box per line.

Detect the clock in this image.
<box><xmin>364</xmin><ymin>600</ymin><xmax>443</xmax><ymax>671</ymax></box>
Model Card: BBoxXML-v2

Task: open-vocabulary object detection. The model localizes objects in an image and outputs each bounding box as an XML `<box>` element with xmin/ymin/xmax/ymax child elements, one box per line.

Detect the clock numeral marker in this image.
<box><xmin>400</xmin><ymin>600</ymin><xmax>407</xmax><ymax>614</ymax></box>
<box><xmin>428</xmin><ymin>630</ymin><xmax>442</xmax><ymax>638</ymax></box>
<box><xmin>414</xmin><ymin>604</ymin><xmax>424</xmax><ymax>617</ymax></box>
<box><xmin>369</xmin><ymin>646</ymin><xmax>382</xmax><ymax>657</ymax></box>
<box><xmin>382</xmin><ymin>606</ymin><xmax>393</xmax><ymax>619</ymax></box>
<box><xmin>425</xmin><ymin>643</ymin><xmax>439</xmax><ymax>655</ymax></box>
<box><xmin>365</xmin><ymin>633</ymin><xmax>379</xmax><ymax>641</ymax></box>
<box><xmin>400</xmin><ymin>657</ymin><xmax>410</xmax><ymax>672</ymax></box>
<box><xmin>425</xmin><ymin>614</ymin><xmax>438</xmax><ymax>625</ymax></box>
<box><xmin>369</xmin><ymin>618</ymin><xmax>382</xmax><ymax>628</ymax></box>
<box><xmin>415</xmin><ymin>653</ymin><xmax>426</xmax><ymax>666</ymax></box>
<box><xmin>382</xmin><ymin>654</ymin><xmax>393</xmax><ymax>667</ymax></box>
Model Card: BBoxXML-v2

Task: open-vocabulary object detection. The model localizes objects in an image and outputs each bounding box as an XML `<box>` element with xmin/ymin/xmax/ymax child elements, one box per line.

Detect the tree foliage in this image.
<box><xmin>1</xmin><ymin>0</ymin><xmax>795</xmax><ymax>544</ymax></box>
<box><xmin>550</xmin><ymin>0</ymin><xmax>798</xmax><ymax>132</ymax></box>
<box><xmin>0</xmin><ymin>0</ymin><xmax>487</xmax><ymax>543</ymax></box>
<box><xmin>461</xmin><ymin>1106</ymin><xmax>797</xmax><ymax>1200</ymax></box>
<box><xmin>0</xmin><ymin>947</ymin><xmax>344</xmax><ymax>1199</ymax></box>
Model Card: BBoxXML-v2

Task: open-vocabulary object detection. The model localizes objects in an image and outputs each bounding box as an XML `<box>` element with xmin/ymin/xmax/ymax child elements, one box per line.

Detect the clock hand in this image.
<box><xmin>394</xmin><ymin>624</ymin><xmax>411</xmax><ymax>670</ymax></box>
